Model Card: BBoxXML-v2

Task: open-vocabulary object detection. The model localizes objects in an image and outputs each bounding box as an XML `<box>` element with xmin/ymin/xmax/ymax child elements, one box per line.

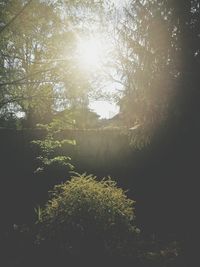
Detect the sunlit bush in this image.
<box><xmin>36</xmin><ymin>173</ymin><xmax>139</xmax><ymax>259</ymax></box>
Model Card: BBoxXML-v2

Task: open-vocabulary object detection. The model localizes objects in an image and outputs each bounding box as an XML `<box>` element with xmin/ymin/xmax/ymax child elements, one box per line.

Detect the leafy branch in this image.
<box><xmin>32</xmin><ymin>117</ymin><xmax>76</xmax><ymax>174</ymax></box>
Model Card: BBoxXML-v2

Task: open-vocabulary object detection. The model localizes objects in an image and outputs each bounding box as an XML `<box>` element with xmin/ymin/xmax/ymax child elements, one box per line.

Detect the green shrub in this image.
<box><xmin>36</xmin><ymin>173</ymin><xmax>139</xmax><ymax>259</ymax></box>
<box><xmin>31</xmin><ymin>119</ymin><xmax>76</xmax><ymax>174</ymax></box>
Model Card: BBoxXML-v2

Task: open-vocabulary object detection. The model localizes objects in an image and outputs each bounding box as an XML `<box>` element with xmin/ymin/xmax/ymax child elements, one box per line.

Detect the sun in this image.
<box><xmin>76</xmin><ymin>37</ymin><xmax>106</xmax><ymax>70</ymax></box>
<box><xmin>75</xmin><ymin>34</ymin><xmax>120</xmax><ymax>118</ymax></box>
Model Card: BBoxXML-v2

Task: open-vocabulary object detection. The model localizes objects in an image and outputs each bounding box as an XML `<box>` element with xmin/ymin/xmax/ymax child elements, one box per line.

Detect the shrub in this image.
<box><xmin>36</xmin><ymin>173</ymin><xmax>139</xmax><ymax>260</ymax></box>
<box><xmin>31</xmin><ymin>118</ymin><xmax>76</xmax><ymax>175</ymax></box>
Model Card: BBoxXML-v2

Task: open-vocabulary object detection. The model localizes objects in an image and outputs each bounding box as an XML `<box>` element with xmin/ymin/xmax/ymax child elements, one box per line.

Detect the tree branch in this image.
<box><xmin>0</xmin><ymin>0</ymin><xmax>33</xmax><ymax>35</ymax></box>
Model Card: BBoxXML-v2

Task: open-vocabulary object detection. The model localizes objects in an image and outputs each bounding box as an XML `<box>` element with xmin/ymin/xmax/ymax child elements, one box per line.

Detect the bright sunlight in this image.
<box><xmin>90</xmin><ymin>101</ymin><xmax>119</xmax><ymax>119</ymax></box>
<box><xmin>76</xmin><ymin>35</ymin><xmax>119</xmax><ymax>118</ymax></box>
<box><xmin>76</xmin><ymin>37</ymin><xmax>108</xmax><ymax>70</ymax></box>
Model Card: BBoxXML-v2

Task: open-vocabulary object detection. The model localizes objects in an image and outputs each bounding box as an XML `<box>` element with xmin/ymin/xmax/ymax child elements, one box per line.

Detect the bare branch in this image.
<box><xmin>0</xmin><ymin>68</ymin><xmax>55</xmax><ymax>88</ymax></box>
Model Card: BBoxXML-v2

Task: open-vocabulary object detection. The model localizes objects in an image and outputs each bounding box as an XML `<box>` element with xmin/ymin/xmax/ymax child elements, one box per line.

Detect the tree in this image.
<box><xmin>0</xmin><ymin>0</ymin><xmax>105</xmax><ymax>128</ymax></box>
<box><xmin>105</xmin><ymin>0</ymin><xmax>199</xmax><ymax>148</ymax></box>
<box><xmin>112</xmin><ymin>1</ymin><xmax>200</xmax><ymax>263</ymax></box>
<box><xmin>0</xmin><ymin>0</ymin><xmax>63</xmax><ymax>126</ymax></box>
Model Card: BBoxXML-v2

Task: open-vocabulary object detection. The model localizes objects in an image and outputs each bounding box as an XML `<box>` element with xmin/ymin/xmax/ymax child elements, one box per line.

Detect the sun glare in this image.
<box><xmin>76</xmin><ymin>37</ymin><xmax>106</xmax><ymax>70</ymax></box>
<box><xmin>75</xmin><ymin>34</ymin><xmax>119</xmax><ymax>118</ymax></box>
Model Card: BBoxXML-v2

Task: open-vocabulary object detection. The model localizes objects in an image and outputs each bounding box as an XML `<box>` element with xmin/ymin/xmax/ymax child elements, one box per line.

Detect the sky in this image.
<box><xmin>73</xmin><ymin>0</ymin><xmax>128</xmax><ymax>118</ymax></box>
<box><xmin>89</xmin><ymin>100</ymin><xmax>120</xmax><ymax>119</ymax></box>
<box><xmin>87</xmin><ymin>0</ymin><xmax>129</xmax><ymax>118</ymax></box>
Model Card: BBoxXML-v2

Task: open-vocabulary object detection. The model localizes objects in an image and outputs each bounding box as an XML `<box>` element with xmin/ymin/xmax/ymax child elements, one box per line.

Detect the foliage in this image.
<box><xmin>128</xmin><ymin>126</ymin><xmax>152</xmax><ymax>150</ymax></box>
<box><xmin>0</xmin><ymin>0</ymin><xmax>105</xmax><ymax>128</ymax></box>
<box><xmin>35</xmin><ymin>173</ymin><xmax>139</xmax><ymax>258</ymax></box>
<box><xmin>112</xmin><ymin>0</ymin><xmax>200</xmax><ymax>147</ymax></box>
<box><xmin>114</xmin><ymin>0</ymin><xmax>173</xmax><ymax>130</ymax></box>
<box><xmin>55</xmin><ymin>107</ymin><xmax>100</xmax><ymax>129</ymax></box>
<box><xmin>0</xmin><ymin>0</ymin><xmax>62</xmax><ymax>127</ymax></box>
<box><xmin>32</xmin><ymin>116</ymin><xmax>76</xmax><ymax>174</ymax></box>
<box><xmin>0</xmin><ymin>110</ymin><xmax>23</xmax><ymax>129</ymax></box>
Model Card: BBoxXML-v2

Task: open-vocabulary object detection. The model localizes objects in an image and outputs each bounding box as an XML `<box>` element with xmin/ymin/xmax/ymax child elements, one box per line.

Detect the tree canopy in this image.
<box><xmin>1</xmin><ymin>0</ymin><xmax>200</xmax><ymax>134</ymax></box>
